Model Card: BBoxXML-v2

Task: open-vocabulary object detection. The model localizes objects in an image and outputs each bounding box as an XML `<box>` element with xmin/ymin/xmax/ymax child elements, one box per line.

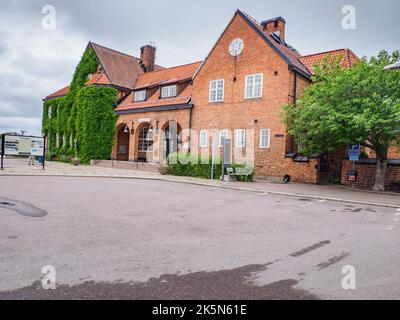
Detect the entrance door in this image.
<box><xmin>117</xmin><ymin>126</ymin><xmax>130</xmax><ymax>161</ymax></box>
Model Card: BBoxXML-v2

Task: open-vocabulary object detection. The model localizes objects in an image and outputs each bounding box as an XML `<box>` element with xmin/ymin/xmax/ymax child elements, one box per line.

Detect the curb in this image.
<box><xmin>2</xmin><ymin>173</ymin><xmax>400</xmax><ymax>209</ymax></box>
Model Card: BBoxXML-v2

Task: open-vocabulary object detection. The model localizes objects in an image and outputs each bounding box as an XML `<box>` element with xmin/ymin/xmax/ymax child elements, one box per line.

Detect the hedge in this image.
<box><xmin>168</xmin><ymin>152</ymin><xmax>254</xmax><ymax>182</ymax></box>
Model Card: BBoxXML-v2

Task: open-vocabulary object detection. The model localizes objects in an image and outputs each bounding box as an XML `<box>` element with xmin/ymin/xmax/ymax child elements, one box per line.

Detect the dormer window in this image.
<box><xmin>134</xmin><ymin>90</ymin><xmax>146</xmax><ymax>102</ymax></box>
<box><xmin>161</xmin><ymin>85</ymin><xmax>177</xmax><ymax>98</ymax></box>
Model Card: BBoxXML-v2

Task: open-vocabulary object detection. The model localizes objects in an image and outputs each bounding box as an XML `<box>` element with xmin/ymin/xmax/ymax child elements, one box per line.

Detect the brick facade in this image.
<box><xmin>190</xmin><ymin>12</ymin><xmax>317</xmax><ymax>182</ymax></box>
<box><xmin>341</xmin><ymin>160</ymin><xmax>400</xmax><ymax>192</ymax></box>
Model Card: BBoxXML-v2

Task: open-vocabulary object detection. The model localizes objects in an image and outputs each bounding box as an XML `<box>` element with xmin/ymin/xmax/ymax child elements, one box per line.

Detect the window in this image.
<box><xmin>139</xmin><ymin>127</ymin><xmax>154</xmax><ymax>152</ymax></box>
<box><xmin>48</xmin><ymin>106</ymin><xmax>52</xmax><ymax>119</ymax></box>
<box><xmin>134</xmin><ymin>90</ymin><xmax>146</xmax><ymax>102</ymax></box>
<box><xmin>209</xmin><ymin>79</ymin><xmax>224</xmax><ymax>102</ymax></box>
<box><xmin>199</xmin><ymin>130</ymin><xmax>208</xmax><ymax>148</ymax></box>
<box><xmin>161</xmin><ymin>85</ymin><xmax>177</xmax><ymax>98</ymax></box>
<box><xmin>219</xmin><ymin>129</ymin><xmax>229</xmax><ymax>147</ymax></box>
<box><xmin>260</xmin><ymin>129</ymin><xmax>271</xmax><ymax>148</ymax></box>
<box><xmin>235</xmin><ymin>129</ymin><xmax>245</xmax><ymax>148</ymax></box>
<box><xmin>245</xmin><ymin>73</ymin><xmax>263</xmax><ymax>99</ymax></box>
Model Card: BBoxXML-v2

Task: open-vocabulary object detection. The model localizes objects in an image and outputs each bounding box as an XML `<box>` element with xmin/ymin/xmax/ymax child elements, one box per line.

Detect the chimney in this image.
<box><xmin>261</xmin><ymin>17</ymin><xmax>286</xmax><ymax>42</ymax></box>
<box><xmin>140</xmin><ymin>44</ymin><xmax>156</xmax><ymax>72</ymax></box>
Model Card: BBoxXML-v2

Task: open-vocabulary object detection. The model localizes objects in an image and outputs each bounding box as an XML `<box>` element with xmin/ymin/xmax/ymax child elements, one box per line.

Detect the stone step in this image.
<box><xmin>91</xmin><ymin>160</ymin><xmax>161</xmax><ymax>173</ymax></box>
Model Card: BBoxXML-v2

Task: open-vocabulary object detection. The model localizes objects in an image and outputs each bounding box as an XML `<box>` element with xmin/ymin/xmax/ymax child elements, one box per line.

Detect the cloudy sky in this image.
<box><xmin>0</xmin><ymin>0</ymin><xmax>398</xmax><ymax>135</ymax></box>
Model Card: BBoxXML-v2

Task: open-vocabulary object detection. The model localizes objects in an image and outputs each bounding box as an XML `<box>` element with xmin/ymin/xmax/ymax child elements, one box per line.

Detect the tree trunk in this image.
<box><xmin>373</xmin><ymin>158</ymin><xmax>387</xmax><ymax>191</ymax></box>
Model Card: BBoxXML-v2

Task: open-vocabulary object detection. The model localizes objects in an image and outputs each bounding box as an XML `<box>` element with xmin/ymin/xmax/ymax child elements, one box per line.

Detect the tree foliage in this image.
<box><xmin>284</xmin><ymin>50</ymin><xmax>400</xmax><ymax>190</ymax></box>
<box><xmin>76</xmin><ymin>86</ymin><xmax>118</xmax><ymax>164</ymax></box>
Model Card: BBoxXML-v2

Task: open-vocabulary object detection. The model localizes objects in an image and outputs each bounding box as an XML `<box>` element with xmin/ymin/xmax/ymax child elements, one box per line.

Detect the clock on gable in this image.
<box><xmin>229</xmin><ymin>38</ymin><xmax>244</xmax><ymax>57</ymax></box>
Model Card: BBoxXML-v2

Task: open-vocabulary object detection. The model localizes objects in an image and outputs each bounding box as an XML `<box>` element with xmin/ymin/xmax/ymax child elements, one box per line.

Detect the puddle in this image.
<box><xmin>0</xmin><ymin>197</ymin><xmax>47</xmax><ymax>217</ymax></box>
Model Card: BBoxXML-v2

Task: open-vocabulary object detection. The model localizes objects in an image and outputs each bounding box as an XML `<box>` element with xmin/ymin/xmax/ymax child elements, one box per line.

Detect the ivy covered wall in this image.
<box><xmin>42</xmin><ymin>45</ymin><xmax>118</xmax><ymax>162</ymax></box>
<box><xmin>76</xmin><ymin>86</ymin><xmax>118</xmax><ymax>164</ymax></box>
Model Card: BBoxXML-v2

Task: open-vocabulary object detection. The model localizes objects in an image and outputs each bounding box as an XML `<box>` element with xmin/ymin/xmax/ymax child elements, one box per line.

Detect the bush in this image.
<box><xmin>168</xmin><ymin>152</ymin><xmax>253</xmax><ymax>181</ymax></box>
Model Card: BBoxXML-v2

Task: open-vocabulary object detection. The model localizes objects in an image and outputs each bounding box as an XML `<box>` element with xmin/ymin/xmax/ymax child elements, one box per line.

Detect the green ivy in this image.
<box><xmin>42</xmin><ymin>45</ymin><xmax>99</xmax><ymax>155</ymax></box>
<box><xmin>75</xmin><ymin>86</ymin><xmax>118</xmax><ymax>164</ymax></box>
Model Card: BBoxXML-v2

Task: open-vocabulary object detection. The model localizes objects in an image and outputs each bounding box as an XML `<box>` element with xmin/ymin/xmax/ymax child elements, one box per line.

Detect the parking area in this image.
<box><xmin>1</xmin><ymin>176</ymin><xmax>400</xmax><ymax>299</ymax></box>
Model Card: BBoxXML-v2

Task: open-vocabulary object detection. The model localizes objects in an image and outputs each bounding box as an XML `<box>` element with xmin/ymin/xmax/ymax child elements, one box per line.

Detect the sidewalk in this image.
<box><xmin>1</xmin><ymin>159</ymin><xmax>399</xmax><ymax>208</ymax></box>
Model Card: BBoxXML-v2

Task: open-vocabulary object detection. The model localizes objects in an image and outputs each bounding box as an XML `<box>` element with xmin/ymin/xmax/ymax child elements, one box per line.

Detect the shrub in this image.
<box><xmin>168</xmin><ymin>152</ymin><xmax>253</xmax><ymax>181</ymax></box>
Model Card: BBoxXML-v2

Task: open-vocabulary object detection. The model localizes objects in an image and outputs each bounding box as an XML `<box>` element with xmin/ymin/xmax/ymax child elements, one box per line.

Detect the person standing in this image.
<box><xmin>28</xmin><ymin>155</ymin><xmax>35</xmax><ymax>166</ymax></box>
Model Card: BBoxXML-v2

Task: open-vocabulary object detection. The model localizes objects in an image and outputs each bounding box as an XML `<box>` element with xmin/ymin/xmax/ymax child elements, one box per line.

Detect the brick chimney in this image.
<box><xmin>140</xmin><ymin>44</ymin><xmax>156</xmax><ymax>72</ymax></box>
<box><xmin>261</xmin><ymin>17</ymin><xmax>286</xmax><ymax>42</ymax></box>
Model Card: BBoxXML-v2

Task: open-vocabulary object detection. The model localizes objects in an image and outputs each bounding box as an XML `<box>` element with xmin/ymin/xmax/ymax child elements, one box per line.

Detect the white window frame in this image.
<box><xmin>235</xmin><ymin>129</ymin><xmax>245</xmax><ymax>148</ymax></box>
<box><xmin>199</xmin><ymin>130</ymin><xmax>208</xmax><ymax>148</ymax></box>
<box><xmin>245</xmin><ymin>73</ymin><xmax>263</xmax><ymax>99</ymax></box>
<box><xmin>219</xmin><ymin>129</ymin><xmax>229</xmax><ymax>148</ymax></box>
<box><xmin>161</xmin><ymin>85</ymin><xmax>177</xmax><ymax>98</ymax></box>
<box><xmin>259</xmin><ymin>129</ymin><xmax>271</xmax><ymax>149</ymax></box>
<box><xmin>209</xmin><ymin>79</ymin><xmax>224</xmax><ymax>103</ymax></box>
<box><xmin>134</xmin><ymin>90</ymin><xmax>146</xmax><ymax>102</ymax></box>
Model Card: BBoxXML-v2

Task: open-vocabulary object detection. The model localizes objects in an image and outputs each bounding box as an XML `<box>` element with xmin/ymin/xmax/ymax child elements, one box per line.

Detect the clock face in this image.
<box><xmin>229</xmin><ymin>38</ymin><xmax>244</xmax><ymax>57</ymax></box>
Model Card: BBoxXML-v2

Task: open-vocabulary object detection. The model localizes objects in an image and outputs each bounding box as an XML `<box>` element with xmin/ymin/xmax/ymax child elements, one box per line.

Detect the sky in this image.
<box><xmin>0</xmin><ymin>0</ymin><xmax>399</xmax><ymax>135</ymax></box>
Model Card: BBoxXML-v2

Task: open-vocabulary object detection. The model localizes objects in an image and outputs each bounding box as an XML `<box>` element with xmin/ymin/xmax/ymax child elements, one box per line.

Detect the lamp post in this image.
<box><xmin>384</xmin><ymin>62</ymin><xmax>400</xmax><ymax>71</ymax></box>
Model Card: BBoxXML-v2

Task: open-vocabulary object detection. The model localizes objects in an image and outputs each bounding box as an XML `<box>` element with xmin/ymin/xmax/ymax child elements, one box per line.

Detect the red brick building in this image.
<box><xmin>109</xmin><ymin>10</ymin><xmax>360</xmax><ymax>183</ymax></box>
<box><xmin>46</xmin><ymin>10</ymin><xmax>365</xmax><ymax>183</ymax></box>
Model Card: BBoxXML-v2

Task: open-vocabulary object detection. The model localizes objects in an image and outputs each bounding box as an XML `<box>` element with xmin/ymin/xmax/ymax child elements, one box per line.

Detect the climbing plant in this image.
<box><xmin>41</xmin><ymin>45</ymin><xmax>99</xmax><ymax>155</ymax></box>
<box><xmin>75</xmin><ymin>86</ymin><xmax>118</xmax><ymax>164</ymax></box>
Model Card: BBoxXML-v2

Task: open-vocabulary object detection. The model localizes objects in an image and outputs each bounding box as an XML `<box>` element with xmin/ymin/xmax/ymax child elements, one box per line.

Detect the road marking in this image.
<box><xmin>387</xmin><ymin>225</ymin><xmax>395</xmax><ymax>231</ymax></box>
<box><xmin>318</xmin><ymin>199</ymin><xmax>327</xmax><ymax>203</ymax></box>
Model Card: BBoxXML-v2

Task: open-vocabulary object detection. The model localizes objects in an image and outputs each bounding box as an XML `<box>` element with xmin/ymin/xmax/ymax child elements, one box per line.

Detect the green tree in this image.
<box><xmin>76</xmin><ymin>86</ymin><xmax>118</xmax><ymax>164</ymax></box>
<box><xmin>285</xmin><ymin>50</ymin><xmax>400</xmax><ymax>191</ymax></box>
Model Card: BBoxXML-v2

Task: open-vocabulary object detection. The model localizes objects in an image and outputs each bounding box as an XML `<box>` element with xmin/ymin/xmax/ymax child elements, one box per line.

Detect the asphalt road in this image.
<box><xmin>0</xmin><ymin>176</ymin><xmax>399</xmax><ymax>300</ymax></box>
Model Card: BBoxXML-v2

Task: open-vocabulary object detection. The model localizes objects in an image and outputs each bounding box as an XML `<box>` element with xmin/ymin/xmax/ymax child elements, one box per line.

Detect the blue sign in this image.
<box><xmin>348</xmin><ymin>143</ymin><xmax>360</xmax><ymax>161</ymax></box>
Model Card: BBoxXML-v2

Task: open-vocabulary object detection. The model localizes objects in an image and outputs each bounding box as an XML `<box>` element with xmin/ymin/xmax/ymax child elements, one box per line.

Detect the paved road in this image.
<box><xmin>0</xmin><ymin>176</ymin><xmax>399</xmax><ymax>300</ymax></box>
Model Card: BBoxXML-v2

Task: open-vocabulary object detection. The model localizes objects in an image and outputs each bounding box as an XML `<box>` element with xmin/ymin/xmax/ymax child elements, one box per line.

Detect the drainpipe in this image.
<box><xmin>188</xmin><ymin>106</ymin><xmax>193</xmax><ymax>153</ymax></box>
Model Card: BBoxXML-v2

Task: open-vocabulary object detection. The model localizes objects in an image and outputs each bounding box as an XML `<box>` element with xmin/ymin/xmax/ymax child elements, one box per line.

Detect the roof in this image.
<box><xmin>384</xmin><ymin>62</ymin><xmax>400</xmax><ymax>71</ymax></box>
<box><xmin>44</xmin><ymin>85</ymin><xmax>69</xmax><ymax>101</ymax></box>
<box><xmin>238</xmin><ymin>10</ymin><xmax>311</xmax><ymax>77</ymax></box>
<box><xmin>299</xmin><ymin>48</ymin><xmax>359</xmax><ymax>75</ymax></box>
<box><xmin>134</xmin><ymin>61</ymin><xmax>202</xmax><ymax>89</ymax></box>
<box><xmin>89</xmin><ymin>42</ymin><xmax>145</xmax><ymax>90</ymax></box>
<box><xmin>115</xmin><ymin>61</ymin><xmax>201</xmax><ymax>113</ymax></box>
<box><xmin>86</xmin><ymin>72</ymin><xmax>112</xmax><ymax>86</ymax></box>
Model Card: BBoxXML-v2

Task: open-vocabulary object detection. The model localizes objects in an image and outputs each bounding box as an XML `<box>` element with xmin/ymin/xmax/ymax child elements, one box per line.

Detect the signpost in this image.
<box><xmin>0</xmin><ymin>134</ymin><xmax>46</xmax><ymax>170</ymax></box>
<box><xmin>347</xmin><ymin>143</ymin><xmax>360</xmax><ymax>188</ymax></box>
<box><xmin>221</xmin><ymin>137</ymin><xmax>232</xmax><ymax>181</ymax></box>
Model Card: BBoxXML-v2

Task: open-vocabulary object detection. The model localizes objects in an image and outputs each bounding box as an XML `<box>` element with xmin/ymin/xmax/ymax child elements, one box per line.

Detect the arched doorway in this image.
<box><xmin>116</xmin><ymin>125</ymin><xmax>130</xmax><ymax>161</ymax></box>
<box><xmin>162</xmin><ymin>121</ymin><xmax>182</xmax><ymax>159</ymax></box>
<box><xmin>137</xmin><ymin>124</ymin><xmax>154</xmax><ymax>162</ymax></box>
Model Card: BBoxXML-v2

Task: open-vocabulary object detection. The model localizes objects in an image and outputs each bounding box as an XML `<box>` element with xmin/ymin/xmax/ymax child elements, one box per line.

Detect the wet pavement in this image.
<box><xmin>1</xmin><ymin>176</ymin><xmax>400</xmax><ymax>300</ymax></box>
<box><xmin>0</xmin><ymin>196</ymin><xmax>47</xmax><ymax>217</ymax></box>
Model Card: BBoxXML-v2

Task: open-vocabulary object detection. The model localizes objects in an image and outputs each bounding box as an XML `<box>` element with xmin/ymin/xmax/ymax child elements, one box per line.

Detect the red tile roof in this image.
<box><xmin>90</xmin><ymin>42</ymin><xmax>145</xmax><ymax>90</ymax></box>
<box><xmin>115</xmin><ymin>62</ymin><xmax>201</xmax><ymax>112</ymax></box>
<box><xmin>299</xmin><ymin>48</ymin><xmax>359</xmax><ymax>75</ymax></box>
<box><xmin>86</xmin><ymin>72</ymin><xmax>112</xmax><ymax>86</ymax></box>
<box><xmin>134</xmin><ymin>61</ymin><xmax>202</xmax><ymax>89</ymax></box>
<box><xmin>44</xmin><ymin>85</ymin><xmax>69</xmax><ymax>100</ymax></box>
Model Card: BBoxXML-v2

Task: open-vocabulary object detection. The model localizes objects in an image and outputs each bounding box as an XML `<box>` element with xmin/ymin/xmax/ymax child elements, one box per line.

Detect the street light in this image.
<box><xmin>384</xmin><ymin>62</ymin><xmax>400</xmax><ymax>71</ymax></box>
